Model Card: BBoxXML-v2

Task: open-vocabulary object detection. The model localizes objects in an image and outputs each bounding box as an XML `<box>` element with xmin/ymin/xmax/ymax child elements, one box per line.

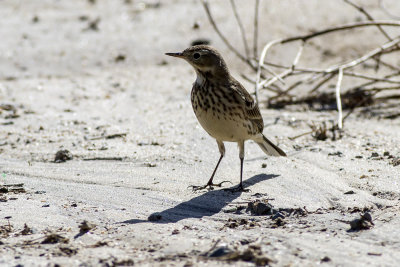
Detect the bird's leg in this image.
<box><xmin>225</xmin><ymin>140</ymin><xmax>249</xmax><ymax>192</ymax></box>
<box><xmin>189</xmin><ymin>140</ymin><xmax>231</xmax><ymax>191</ymax></box>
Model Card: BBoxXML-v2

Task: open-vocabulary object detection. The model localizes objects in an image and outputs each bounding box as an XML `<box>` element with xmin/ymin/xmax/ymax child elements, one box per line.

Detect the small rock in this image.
<box><xmin>114</xmin><ymin>54</ymin><xmax>126</xmax><ymax>62</ymax></box>
<box><xmin>208</xmin><ymin>246</ymin><xmax>234</xmax><ymax>258</ymax></box>
<box><xmin>261</xmin><ymin>163</ymin><xmax>267</xmax><ymax>168</ymax></box>
<box><xmin>321</xmin><ymin>256</ymin><xmax>331</xmax><ymax>262</ymax></box>
<box><xmin>54</xmin><ymin>150</ymin><xmax>73</xmax><ymax>163</ymax></box>
<box><xmin>42</xmin><ymin>204</ymin><xmax>50</xmax><ymax>207</ymax></box>
<box><xmin>58</xmin><ymin>246</ymin><xmax>78</xmax><ymax>256</ymax></box>
<box><xmin>392</xmin><ymin>157</ymin><xmax>400</xmax><ymax>167</ymax></box>
<box><xmin>344</xmin><ymin>190</ymin><xmax>355</xmax><ymax>195</ymax></box>
<box><xmin>371</xmin><ymin>152</ymin><xmax>379</xmax><ymax>158</ymax></box>
<box><xmin>349</xmin><ymin>212</ymin><xmax>374</xmax><ymax>231</ymax></box>
<box><xmin>171</xmin><ymin>229</ymin><xmax>179</xmax><ymax>235</ymax></box>
<box><xmin>328</xmin><ymin>151</ymin><xmax>343</xmax><ymax>157</ymax></box>
<box><xmin>41</xmin><ymin>233</ymin><xmax>69</xmax><ymax>244</ymax></box>
<box><xmin>20</xmin><ymin>224</ymin><xmax>33</xmax><ymax>235</ymax></box>
<box><xmin>79</xmin><ymin>220</ymin><xmax>96</xmax><ymax>234</ymax></box>
<box><xmin>247</xmin><ymin>200</ymin><xmax>274</xmax><ymax>215</ymax></box>
<box><xmin>32</xmin><ymin>16</ymin><xmax>39</xmax><ymax>23</ymax></box>
<box><xmin>0</xmin><ymin>187</ymin><xmax>8</xmax><ymax>193</ymax></box>
<box><xmin>85</xmin><ymin>18</ymin><xmax>100</xmax><ymax>31</ymax></box>
<box><xmin>192</xmin><ymin>21</ymin><xmax>200</xmax><ymax>29</ymax></box>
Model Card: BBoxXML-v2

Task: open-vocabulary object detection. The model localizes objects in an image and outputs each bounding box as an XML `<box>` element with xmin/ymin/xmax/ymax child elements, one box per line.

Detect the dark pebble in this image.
<box><xmin>321</xmin><ymin>256</ymin><xmax>331</xmax><ymax>262</ymax></box>
<box><xmin>54</xmin><ymin>150</ymin><xmax>73</xmax><ymax>163</ymax></box>
<box><xmin>208</xmin><ymin>246</ymin><xmax>233</xmax><ymax>257</ymax></box>
<box><xmin>247</xmin><ymin>200</ymin><xmax>274</xmax><ymax>215</ymax></box>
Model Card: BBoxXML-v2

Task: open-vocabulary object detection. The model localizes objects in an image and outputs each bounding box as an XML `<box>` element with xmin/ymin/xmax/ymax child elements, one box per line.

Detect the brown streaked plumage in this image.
<box><xmin>166</xmin><ymin>45</ymin><xmax>286</xmax><ymax>191</ymax></box>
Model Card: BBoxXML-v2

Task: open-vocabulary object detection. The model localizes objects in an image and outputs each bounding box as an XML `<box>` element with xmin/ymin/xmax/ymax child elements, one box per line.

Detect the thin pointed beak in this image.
<box><xmin>165</xmin><ymin>52</ymin><xmax>184</xmax><ymax>58</ymax></box>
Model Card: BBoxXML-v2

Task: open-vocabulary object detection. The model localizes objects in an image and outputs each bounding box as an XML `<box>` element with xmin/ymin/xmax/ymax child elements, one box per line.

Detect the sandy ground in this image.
<box><xmin>1</xmin><ymin>0</ymin><xmax>400</xmax><ymax>266</ymax></box>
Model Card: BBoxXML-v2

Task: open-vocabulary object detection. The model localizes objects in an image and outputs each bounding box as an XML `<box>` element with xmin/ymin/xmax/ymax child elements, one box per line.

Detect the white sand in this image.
<box><xmin>1</xmin><ymin>0</ymin><xmax>400</xmax><ymax>266</ymax></box>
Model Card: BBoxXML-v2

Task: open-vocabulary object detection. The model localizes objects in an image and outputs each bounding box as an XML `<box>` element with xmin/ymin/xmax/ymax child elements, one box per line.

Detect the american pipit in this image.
<box><xmin>166</xmin><ymin>45</ymin><xmax>286</xmax><ymax>191</ymax></box>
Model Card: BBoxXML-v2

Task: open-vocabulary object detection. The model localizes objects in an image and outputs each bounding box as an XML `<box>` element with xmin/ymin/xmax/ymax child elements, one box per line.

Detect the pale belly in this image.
<box><xmin>194</xmin><ymin>108</ymin><xmax>254</xmax><ymax>142</ymax></box>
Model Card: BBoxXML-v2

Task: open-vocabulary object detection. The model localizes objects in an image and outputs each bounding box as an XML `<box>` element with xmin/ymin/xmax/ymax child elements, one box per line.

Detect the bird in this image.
<box><xmin>165</xmin><ymin>45</ymin><xmax>286</xmax><ymax>191</ymax></box>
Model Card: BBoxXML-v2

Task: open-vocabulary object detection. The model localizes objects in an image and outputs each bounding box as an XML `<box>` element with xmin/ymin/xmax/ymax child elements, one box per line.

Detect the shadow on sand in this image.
<box><xmin>121</xmin><ymin>173</ymin><xmax>279</xmax><ymax>224</ymax></box>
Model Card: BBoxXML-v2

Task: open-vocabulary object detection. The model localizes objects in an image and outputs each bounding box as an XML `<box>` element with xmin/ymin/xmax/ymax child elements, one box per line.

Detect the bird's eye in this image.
<box><xmin>193</xmin><ymin>53</ymin><xmax>201</xmax><ymax>59</ymax></box>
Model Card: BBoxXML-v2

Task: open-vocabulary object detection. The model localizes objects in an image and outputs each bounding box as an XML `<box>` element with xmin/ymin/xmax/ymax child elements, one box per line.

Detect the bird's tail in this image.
<box><xmin>255</xmin><ymin>134</ymin><xmax>286</xmax><ymax>157</ymax></box>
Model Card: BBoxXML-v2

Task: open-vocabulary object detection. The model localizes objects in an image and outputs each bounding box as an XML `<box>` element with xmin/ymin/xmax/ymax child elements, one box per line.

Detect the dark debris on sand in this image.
<box><xmin>206</xmin><ymin>244</ymin><xmax>272</xmax><ymax>266</ymax></box>
<box><xmin>54</xmin><ymin>149</ymin><xmax>73</xmax><ymax>163</ymax></box>
<box><xmin>349</xmin><ymin>212</ymin><xmax>374</xmax><ymax>231</ymax></box>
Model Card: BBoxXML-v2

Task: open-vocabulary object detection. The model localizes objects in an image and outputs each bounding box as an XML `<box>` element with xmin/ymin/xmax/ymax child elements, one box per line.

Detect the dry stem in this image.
<box><xmin>202</xmin><ymin>1</ymin><xmax>400</xmax><ymax>131</ymax></box>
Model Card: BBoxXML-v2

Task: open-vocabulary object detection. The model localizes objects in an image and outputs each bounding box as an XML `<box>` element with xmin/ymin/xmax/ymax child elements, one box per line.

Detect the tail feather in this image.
<box><xmin>255</xmin><ymin>134</ymin><xmax>286</xmax><ymax>157</ymax></box>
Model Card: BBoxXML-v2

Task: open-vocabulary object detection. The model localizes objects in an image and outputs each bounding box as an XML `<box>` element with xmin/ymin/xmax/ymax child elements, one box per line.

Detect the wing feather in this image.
<box><xmin>229</xmin><ymin>78</ymin><xmax>264</xmax><ymax>133</ymax></box>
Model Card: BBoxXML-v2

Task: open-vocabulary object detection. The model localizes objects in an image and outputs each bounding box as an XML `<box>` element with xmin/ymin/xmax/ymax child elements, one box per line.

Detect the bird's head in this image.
<box><xmin>165</xmin><ymin>45</ymin><xmax>229</xmax><ymax>78</ymax></box>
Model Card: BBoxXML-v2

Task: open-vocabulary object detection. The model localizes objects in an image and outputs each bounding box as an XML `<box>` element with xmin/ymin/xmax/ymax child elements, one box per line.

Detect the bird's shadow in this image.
<box><xmin>120</xmin><ymin>173</ymin><xmax>279</xmax><ymax>224</ymax></box>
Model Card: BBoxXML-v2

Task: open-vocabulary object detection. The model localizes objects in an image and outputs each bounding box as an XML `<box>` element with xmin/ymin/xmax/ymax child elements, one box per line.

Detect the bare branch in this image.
<box><xmin>335</xmin><ymin>68</ymin><xmax>344</xmax><ymax>129</ymax></box>
<box><xmin>342</xmin><ymin>91</ymin><xmax>379</xmax><ymax>123</ymax></box>
<box><xmin>326</xmin><ymin>36</ymin><xmax>400</xmax><ymax>72</ymax></box>
<box><xmin>202</xmin><ymin>1</ymin><xmax>400</xmax><ymax>131</ymax></box>
<box><xmin>201</xmin><ymin>0</ymin><xmax>251</xmax><ymax>67</ymax></box>
<box><xmin>343</xmin><ymin>72</ymin><xmax>400</xmax><ymax>84</ymax></box>
<box><xmin>343</xmin><ymin>0</ymin><xmax>396</xmax><ymax>42</ymax></box>
<box><xmin>281</xmin><ymin>21</ymin><xmax>400</xmax><ymax>44</ymax></box>
<box><xmin>309</xmin><ymin>73</ymin><xmax>337</xmax><ymax>94</ymax></box>
<box><xmin>347</xmin><ymin>71</ymin><xmax>400</xmax><ymax>92</ymax></box>
<box><xmin>253</xmin><ymin>0</ymin><xmax>260</xmax><ymax>58</ymax></box>
<box><xmin>230</xmin><ymin>0</ymin><xmax>250</xmax><ymax>58</ymax></box>
<box><xmin>258</xmin><ymin>41</ymin><xmax>305</xmax><ymax>89</ymax></box>
<box><xmin>366</xmin><ymin>85</ymin><xmax>400</xmax><ymax>91</ymax></box>
<box><xmin>255</xmin><ymin>39</ymin><xmax>284</xmax><ymax>103</ymax></box>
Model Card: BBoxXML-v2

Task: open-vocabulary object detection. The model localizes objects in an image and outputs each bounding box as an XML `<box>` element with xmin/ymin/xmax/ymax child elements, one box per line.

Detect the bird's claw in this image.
<box><xmin>188</xmin><ymin>181</ymin><xmax>232</xmax><ymax>192</ymax></box>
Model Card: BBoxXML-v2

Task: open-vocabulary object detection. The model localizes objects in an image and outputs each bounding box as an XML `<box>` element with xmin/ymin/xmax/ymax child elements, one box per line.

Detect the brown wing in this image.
<box><xmin>230</xmin><ymin>78</ymin><xmax>264</xmax><ymax>134</ymax></box>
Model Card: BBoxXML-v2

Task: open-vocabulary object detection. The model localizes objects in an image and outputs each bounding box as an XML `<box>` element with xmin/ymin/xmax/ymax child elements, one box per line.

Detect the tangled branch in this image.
<box><xmin>201</xmin><ymin>0</ymin><xmax>400</xmax><ymax>132</ymax></box>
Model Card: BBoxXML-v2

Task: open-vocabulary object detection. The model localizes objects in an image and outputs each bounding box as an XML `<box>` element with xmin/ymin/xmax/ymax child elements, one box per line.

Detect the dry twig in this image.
<box><xmin>230</xmin><ymin>0</ymin><xmax>250</xmax><ymax>58</ymax></box>
<box><xmin>202</xmin><ymin>1</ymin><xmax>400</xmax><ymax>131</ymax></box>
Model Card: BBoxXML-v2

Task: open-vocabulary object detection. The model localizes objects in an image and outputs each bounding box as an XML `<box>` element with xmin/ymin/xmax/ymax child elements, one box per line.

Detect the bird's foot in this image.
<box><xmin>188</xmin><ymin>181</ymin><xmax>232</xmax><ymax>192</ymax></box>
<box><xmin>223</xmin><ymin>184</ymin><xmax>250</xmax><ymax>193</ymax></box>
